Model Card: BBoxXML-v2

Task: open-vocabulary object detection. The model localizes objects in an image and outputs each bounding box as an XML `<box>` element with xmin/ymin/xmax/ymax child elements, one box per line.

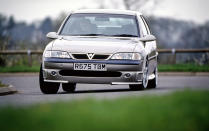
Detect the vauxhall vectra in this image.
<box><xmin>39</xmin><ymin>9</ymin><xmax>158</xmax><ymax>94</ymax></box>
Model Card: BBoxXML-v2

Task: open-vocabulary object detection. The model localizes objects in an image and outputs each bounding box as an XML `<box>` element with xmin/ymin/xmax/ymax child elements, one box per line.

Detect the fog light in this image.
<box><xmin>51</xmin><ymin>71</ymin><xmax>57</xmax><ymax>76</ymax></box>
<box><xmin>124</xmin><ymin>73</ymin><xmax>131</xmax><ymax>78</ymax></box>
<box><xmin>136</xmin><ymin>73</ymin><xmax>142</xmax><ymax>81</ymax></box>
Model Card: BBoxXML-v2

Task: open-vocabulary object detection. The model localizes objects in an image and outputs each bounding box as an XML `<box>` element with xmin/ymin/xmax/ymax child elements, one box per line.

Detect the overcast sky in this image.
<box><xmin>0</xmin><ymin>0</ymin><xmax>209</xmax><ymax>24</ymax></box>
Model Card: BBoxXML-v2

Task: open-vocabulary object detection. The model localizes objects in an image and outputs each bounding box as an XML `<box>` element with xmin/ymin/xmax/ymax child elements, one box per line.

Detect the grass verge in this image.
<box><xmin>0</xmin><ymin>90</ymin><xmax>209</xmax><ymax>131</ymax></box>
<box><xmin>0</xmin><ymin>81</ymin><xmax>8</xmax><ymax>87</ymax></box>
<box><xmin>0</xmin><ymin>65</ymin><xmax>40</xmax><ymax>73</ymax></box>
<box><xmin>0</xmin><ymin>64</ymin><xmax>209</xmax><ymax>73</ymax></box>
<box><xmin>158</xmin><ymin>64</ymin><xmax>209</xmax><ymax>72</ymax></box>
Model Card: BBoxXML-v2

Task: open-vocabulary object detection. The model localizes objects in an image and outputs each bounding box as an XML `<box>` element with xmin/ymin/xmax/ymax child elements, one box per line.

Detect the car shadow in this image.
<box><xmin>58</xmin><ymin>88</ymin><xmax>155</xmax><ymax>94</ymax></box>
<box><xmin>59</xmin><ymin>88</ymin><xmax>135</xmax><ymax>94</ymax></box>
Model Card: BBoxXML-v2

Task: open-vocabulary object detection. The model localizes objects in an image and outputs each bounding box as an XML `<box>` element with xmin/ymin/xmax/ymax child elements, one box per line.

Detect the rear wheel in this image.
<box><xmin>147</xmin><ymin>67</ymin><xmax>158</xmax><ymax>89</ymax></box>
<box><xmin>39</xmin><ymin>65</ymin><xmax>60</xmax><ymax>94</ymax></box>
<box><xmin>62</xmin><ymin>83</ymin><xmax>76</xmax><ymax>93</ymax></box>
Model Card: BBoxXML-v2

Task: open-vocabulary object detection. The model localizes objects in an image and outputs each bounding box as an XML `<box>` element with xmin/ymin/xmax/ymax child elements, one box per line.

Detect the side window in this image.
<box><xmin>138</xmin><ymin>15</ymin><xmax>148</xmax><ymax>36</ymax></box>
<box><xmin>141</xmin><ymin>15</ymin><xmax>151</xmax><ymax>34</ymax></box>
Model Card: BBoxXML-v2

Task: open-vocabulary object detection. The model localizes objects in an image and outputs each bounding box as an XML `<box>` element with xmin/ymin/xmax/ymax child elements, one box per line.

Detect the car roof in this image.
<box><xmin>72</xmin><ymin>9</ymin><xmax>142</xmax><ymax>16</ymax></box>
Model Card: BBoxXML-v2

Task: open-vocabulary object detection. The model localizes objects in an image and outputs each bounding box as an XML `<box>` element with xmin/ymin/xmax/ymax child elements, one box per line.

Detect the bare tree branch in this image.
<box><xmin>123</xmin><ymin>0</ymin><xmax>161</xmax><ymax>12</ymax></box>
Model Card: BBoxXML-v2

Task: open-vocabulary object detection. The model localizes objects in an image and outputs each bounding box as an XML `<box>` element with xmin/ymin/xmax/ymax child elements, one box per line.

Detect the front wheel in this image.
<box><xmin>147</xmin><ymin>67</ymin><xmax>158</xmax><ymax>89</ymax></box>
<box><xmin>129</xmin><ymin>60</ymin><xmax>149</xmax><ymax>90</ymax></box>
<box><xmin>39</xmin><ymin>65</ymin><xmax>60</xmax><ymax>94</ymax></box>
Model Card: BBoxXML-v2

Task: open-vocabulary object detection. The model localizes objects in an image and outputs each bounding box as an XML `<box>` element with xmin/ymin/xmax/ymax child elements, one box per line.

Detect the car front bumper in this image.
<box><xmin>43</xmin><ymin>58</ymin><xmax>144</xmax><ymax>85</ymax></box>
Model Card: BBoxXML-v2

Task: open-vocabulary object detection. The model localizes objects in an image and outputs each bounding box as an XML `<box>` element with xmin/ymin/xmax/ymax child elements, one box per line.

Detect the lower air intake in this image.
<box><xmin>59</xmin><ymin>70</ymin><xmax>122</xmax><ymax>77</ymax></box>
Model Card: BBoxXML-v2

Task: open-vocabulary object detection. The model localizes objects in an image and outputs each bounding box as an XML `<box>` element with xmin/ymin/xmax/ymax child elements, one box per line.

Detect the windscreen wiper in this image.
<box><xmin>112</xmin><ymin>34</ymin><xmax>138</xmax><ymax>37</ymax></box>
<box><xmin>77</xmin><ymin>34</ymin><xmax>104</xmax><ymax>36</ymax></box>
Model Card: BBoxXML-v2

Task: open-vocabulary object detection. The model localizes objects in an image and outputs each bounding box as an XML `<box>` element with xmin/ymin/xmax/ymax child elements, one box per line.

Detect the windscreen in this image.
<box><xmin>60</xmin><ymin>13</ymin><xmax>139</xmax><ymax>37</ymax></box>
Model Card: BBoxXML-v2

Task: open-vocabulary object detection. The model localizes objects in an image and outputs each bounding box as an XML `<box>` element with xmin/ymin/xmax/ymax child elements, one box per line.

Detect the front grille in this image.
<box><xmin>59</xmin><ymin>70</ymin><xmax>122</xmax><ymax>77</ymax></box>
<box><xmin>93</xmin><ymin>55</ymin><xmax>109</xmax><ymax>59</ymax></box>
<box><xmin>72</xmin><ymin>54</ymin><xmax>110</xmax><ymax>60</ymax></box>
<box><xmin>72</xmin><ymin>54</ymin><xmax>88</xmax><ymax>59</ymax></box>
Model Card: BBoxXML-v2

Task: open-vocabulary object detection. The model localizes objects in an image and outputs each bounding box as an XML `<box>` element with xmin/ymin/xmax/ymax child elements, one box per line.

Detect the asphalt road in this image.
<box><xmin>0</xmin><ymin>74</ymin><xmax>209</xmax><ymax>106</ymax></box>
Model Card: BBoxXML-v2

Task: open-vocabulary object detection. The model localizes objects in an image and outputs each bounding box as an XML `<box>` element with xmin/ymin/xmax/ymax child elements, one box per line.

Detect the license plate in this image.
<box><xmin>73</xmin><ymin>63</ymin><xmax>106</xmax><ymax>71</ymax></box>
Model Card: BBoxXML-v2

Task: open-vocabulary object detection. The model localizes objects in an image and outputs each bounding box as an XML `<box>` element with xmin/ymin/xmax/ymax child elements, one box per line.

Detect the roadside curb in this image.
<box><xmin>0</xmin><ymin>85</ymin><xmax>17</xmax><ymax>96</ymax></box>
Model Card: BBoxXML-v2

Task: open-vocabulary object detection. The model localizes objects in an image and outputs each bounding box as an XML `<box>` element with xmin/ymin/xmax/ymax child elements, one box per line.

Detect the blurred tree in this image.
<box><xmin>39</xmin><ymin>17</ymin><xmax>53</xmax><ymax>35</ymax></box>
<box><xmin>53</xmin><ymin>12</ymin><xmax>67</xmax><ymax>31</ymax></box>
<box><xmin>0</xmin><ymin>14</ymin><xmax>9</xmax><ymax>50</ymax></box>
<box><xmin>123</xmin><ymin>0</ymin><xmax>160</xmax><ymax>13</ymax></box>
<box><xmin>96</xmin><ymin>0</ymin><xmax>161</xmax><ymax>14</ymax></box>
<box><xmin>0</xmin><ymin>14</ymin><xmax>8</xmax><ymax>65</ymax></box>
<box><xmin>7</xmin><ymin>16</ymin><xmax>15</xmax><ymax>29</ymax></box>
<box><xmin>0</xmin><ymin>14</ymin><xmax>7</xmax><ymax>39</ymax></box>
<box><xmin>180</xmin><ymin>22</ymin><xmax>209</xmax><ymax>49</ymax></box>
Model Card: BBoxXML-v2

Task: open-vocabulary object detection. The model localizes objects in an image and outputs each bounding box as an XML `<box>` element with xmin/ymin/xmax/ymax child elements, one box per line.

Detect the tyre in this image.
<box><xmin>62</xmin><ymin>83</ymin><xmax>76</xmax><ymax>93</ymax></box>
<box><xmin>39</xmin><ymin>65</ymin><xmax>60</xmax><ymax>94</ymax></box>
<box><xmin>147</xmin><ymin>67</ymin><xmax>158</xmax><ymax>89</ymax></box>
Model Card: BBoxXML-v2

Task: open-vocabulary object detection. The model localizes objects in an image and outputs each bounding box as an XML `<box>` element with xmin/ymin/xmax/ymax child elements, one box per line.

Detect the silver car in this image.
<box><xmin>39</xmin><ymin>9</ymin><xmax>158</xmax><ymax>94</ymax></box>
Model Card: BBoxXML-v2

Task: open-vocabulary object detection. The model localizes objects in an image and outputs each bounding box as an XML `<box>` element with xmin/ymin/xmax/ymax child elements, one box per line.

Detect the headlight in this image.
<box><xmin>44</xmin><ymin>51</ymin><xmax>71</xmax><ymax>58</ymax></box>
<box><xmin>111</xmin><ymin>53</ymin><xmax>142</xmax><ymax>60</ymax></box>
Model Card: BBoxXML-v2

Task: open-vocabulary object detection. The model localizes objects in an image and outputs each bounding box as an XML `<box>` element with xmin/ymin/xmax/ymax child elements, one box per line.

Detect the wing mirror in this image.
<box><xmin>139</xmin><ymin>35</ymin><xmax>156</xmax><ymax>42</ymax></box>
<box><xmin>46</xmin><ymin>32</ymin><xmax>58</xmax><ymax>39</ymax></box>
